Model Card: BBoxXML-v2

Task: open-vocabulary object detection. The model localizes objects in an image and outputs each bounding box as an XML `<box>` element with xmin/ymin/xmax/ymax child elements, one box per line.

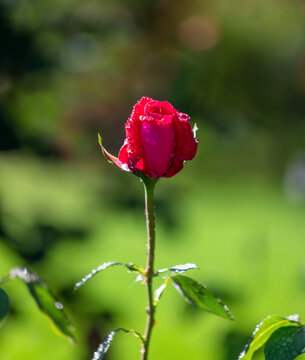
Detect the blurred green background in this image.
<box><xmin>1</xmin><ymin>0</ymin><xmax>305</xmax><ymax>359</ymax></box>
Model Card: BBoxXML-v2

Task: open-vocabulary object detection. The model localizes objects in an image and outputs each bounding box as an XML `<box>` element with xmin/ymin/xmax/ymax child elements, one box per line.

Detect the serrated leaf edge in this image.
<box><xmin>75</xmin><ymin>261</ymin><xmax>143</xmax><ymax>290</ymax></box>
<box><xmin>92</xmin><ymin>328</ymin><xmax>143</xmax><ymax>360</ymax></box>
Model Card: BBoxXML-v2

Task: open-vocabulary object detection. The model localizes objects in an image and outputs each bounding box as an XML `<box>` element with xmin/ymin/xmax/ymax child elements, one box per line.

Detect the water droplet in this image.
<box><xmin>169</xmin><ymin>153</ymin><xmax>175</xmax><ymax>159</ymax></box>
<box><xmin>121</xmin><ymin>163</ymin><xmax>130</xmax><ymax>172</ymax></box>
<box><xmin>55</xmin><ymin>302</ymin><xmax>63</xmax><ymax>309</ymax></box>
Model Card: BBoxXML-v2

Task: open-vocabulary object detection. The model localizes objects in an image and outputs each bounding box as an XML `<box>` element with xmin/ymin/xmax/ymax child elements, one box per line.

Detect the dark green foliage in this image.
<box><xmin>264</xmin><ymin>326</ymin><xmax>305</xmax><ymax>360</ymax></box>
<box><xmin>0</xmin><ymin>288</ymin><xmax>9</xmax><ymax>321</ymax></box>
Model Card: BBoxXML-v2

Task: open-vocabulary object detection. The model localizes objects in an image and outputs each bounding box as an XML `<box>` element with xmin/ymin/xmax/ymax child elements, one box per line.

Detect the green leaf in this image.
<box><xmin>171</xmin><ymin>275</ymin><xmax>233</xmax><ymax>320</ymax></box>
<box><xmin>75</xmin><ymin>261</ymin><xmax>143</xmax><ymax>290</ymax></box>
<box><xmin>154</xmin><ymin>277</ymin><xmax>171</xmax><ymax>306</ymax></box>
<box><xmin>10</xmin><ymin>267</ymin><xmax>74</xmax><ymax>341</ymax></box>
<box><xmin>265</xmin><ymin>325</ymin><xmax>305</xmax><ymax>360</ymax></box>
<box><xmin>93</xmin><ymin>329</ymin><xmax>120</xmax><ymax>360</ymax></box>
<box><xmin>92</xmin><ymin>328</ymin><xmax>143</xmax><ymax>360</ymax></box>
<box><xmin>0</xmin><ymin>288</ymin><xmax>9</xmax><ymax>321</ymax></box>
<box><xmin>156</xmin><ymin>263</ymin><xmax>199</xmax><ymax>276</ymax></box>
<box><xmin>238</xmin><ymin>315</ymin><xmax>301</xmax><ymax>360</ymax></box>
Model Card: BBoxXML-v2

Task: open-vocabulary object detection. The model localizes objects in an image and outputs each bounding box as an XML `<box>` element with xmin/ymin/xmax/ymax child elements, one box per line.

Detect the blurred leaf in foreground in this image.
<box><xmin>264</xmin><ymin>325</ymin><xmax>305</xmax><ymax>360</ymax></box>
<box><xmin>239</xmin><ymin>315</ymin><xmax>302</xmax><ymax>360</ymax></box>
<box><xmin>10</xmin><ymin>267</ymin><xmax>74</xmax><ymax>341</ymax></box>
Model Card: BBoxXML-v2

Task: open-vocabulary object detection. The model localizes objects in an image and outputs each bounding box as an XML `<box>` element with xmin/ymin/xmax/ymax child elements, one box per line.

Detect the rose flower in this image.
<box><xmin>100</xmin><ymin>97</ymin><xmax>198</xmax><ymax>178</ymax></box>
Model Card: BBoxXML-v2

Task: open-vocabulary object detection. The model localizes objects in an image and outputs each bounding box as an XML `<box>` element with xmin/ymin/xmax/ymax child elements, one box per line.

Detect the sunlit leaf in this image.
<box><xmin>264</xmin><ymin>325</ymin><xmax>305</xmax><ymax>360</ymax></box>
<box><xmin>0</xmin><ymin>288</ymin><xmax>9</xmax><ymax>321</ymax></box>
<box><xmin>10</xmin><ymin>267</ymin><xmax>74</xmax><ymax>341</ymax></box>
<box><xmin>238</xmin><ymin>315</ymin><xmax>301</xmax><ymax>360</ymax></box>
<box><xmin>156</xmin><ymin>263</ymin><xmax>199</xmax><ymax>276</ymax></box>
<box><xmin>92</xmin><ymin>328</ymin><xmax>143</xmax><ymax>360</ymax></box>
<box><xmin>135</xmin><ymin>273</ymin><xmax>144</xmax><ymax>282</ymax></box>
<box><xmin>154</xmin><ymin>278</ymin><xmax>170</xmax><ymax>306</ymax></box>
<box><xmin>75</xmin><ymin>261</ymin><xmax>143</xmax><ymax>290</ymax></box>
<box><xmin>171</xmin><ymin>275</ymin><xmax>233</xmax><ymax>320</ymax></box>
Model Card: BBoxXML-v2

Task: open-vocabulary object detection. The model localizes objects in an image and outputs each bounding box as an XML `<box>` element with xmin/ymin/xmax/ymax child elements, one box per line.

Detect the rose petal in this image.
<box><xmin>164</xmin><ymin>115</ymin><xmax>198</xmax><ymax>177</ymax></box>
<box><xmin>124</xmin><ymin>117</ymin><xmax>143</xmax><ymax>169</ymax></box>
<box><xmin>131</xmin><ymin>97</ymin><xmax>153</xmax><ymax>120</ymax></box>
<box><xmin>172</xmin><ymin>114</ymin><xmax>198</xmax><ymax>160</ymax></box>
<box><xmin>164</xmin><ymin>160</ymin><xmax>184</xmax><ymax>178</ymax></box>
<box><xmin>145</xmin><ymin>100</ymin><xmax>176</xmax><ymax>117</ymax></box>
<box><xmin>138</xmin><ymin>115</ymin><xmax>176</xmax><ymax>178</ymax></box>
<box><xmin>180</xmin><ymin>120</ymin><xmax>198</xmax><ymax>160</ymax></box>
<box><xmin>118</xmin><ymin>141</ymin><xmax>128</xmax><ymax>163</ymax></box>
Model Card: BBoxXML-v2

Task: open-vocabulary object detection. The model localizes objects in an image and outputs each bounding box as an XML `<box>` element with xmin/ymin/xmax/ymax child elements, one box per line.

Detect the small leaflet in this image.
<box><xmin>93</xmin><ymin>331</ymin><xmax>116</xmax><ymax>360</ymax></box>
<box><xmin>156</xmin><ymin>263</ymin><xmax>199</xmax><ymax>276</ymax></box>
<box><xmin>154</xmin><ymin>281</ymin><xmax>168</xmax><ymax>305</ymax></box>
<box><xmin>92</xmin><ymin>328</ymin><xmax>142</xmax><ymax>360</ymax></box>
<box><xmin>75</xmin><ymin>262</ymin><xmax>142</xmax><ymax>290</ymax></box>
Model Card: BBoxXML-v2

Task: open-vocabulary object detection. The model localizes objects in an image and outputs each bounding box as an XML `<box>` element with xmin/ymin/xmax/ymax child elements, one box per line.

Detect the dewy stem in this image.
<box><xmin>141</xmin><ymin>177</ymin><xmax>158</xmax><ymax>360</ymax></box>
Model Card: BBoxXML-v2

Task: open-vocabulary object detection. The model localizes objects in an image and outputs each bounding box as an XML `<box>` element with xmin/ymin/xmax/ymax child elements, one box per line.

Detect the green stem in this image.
<box><xmin>141</xmin><ymin>177</ymin><xmax>158</xmax><ymax>360</ymax></box>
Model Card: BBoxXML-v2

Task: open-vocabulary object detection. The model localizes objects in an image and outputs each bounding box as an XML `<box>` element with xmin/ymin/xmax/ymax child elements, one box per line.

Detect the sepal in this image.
<box><xmin>98</xmin><ymin>133</ymin><xmax>130</xmax><ymax>172</ymax></box>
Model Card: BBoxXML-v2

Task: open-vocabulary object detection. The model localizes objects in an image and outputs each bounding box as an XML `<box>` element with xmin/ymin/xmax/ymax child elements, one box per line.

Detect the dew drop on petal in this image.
<box><xmin>121</xmin><ymin>163</ymin><xmax>130</xmax><ymax>172</ymax></box>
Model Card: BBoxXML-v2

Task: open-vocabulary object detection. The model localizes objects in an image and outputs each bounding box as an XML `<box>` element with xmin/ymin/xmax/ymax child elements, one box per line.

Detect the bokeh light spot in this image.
<box><xmin>178</xmin><ymin>15</ymin><xmax>219</xmax><ymax>51</ymax></box>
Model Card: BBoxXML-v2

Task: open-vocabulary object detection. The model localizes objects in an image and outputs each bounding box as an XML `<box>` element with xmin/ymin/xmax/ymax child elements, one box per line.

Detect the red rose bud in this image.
<box><xmin>99</xmin><ymin>97</ymin><xmax>198</xmax><ymax>178</ymax></box>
